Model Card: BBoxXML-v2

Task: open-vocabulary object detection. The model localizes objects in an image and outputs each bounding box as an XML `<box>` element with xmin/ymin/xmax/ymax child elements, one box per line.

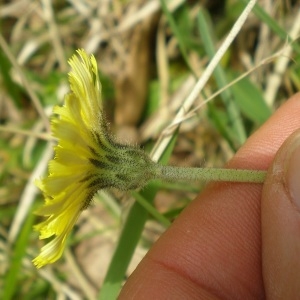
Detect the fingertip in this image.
<box><xmin>262</xmin><ymin>129</ymin><xmax>300</xmax><ymax>299</ymax></box>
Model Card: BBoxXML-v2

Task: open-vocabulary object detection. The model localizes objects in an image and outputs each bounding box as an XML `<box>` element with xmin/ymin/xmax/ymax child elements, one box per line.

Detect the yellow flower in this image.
<box><xmin>33</xmin><ymin>49</ymin><xmax>157</xmax><ymax>268</ymax></box>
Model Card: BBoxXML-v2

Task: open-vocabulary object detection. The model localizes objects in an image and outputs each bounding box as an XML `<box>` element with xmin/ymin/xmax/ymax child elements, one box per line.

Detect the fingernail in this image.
<box><xmin>286</xmin><ymin>134</ymin><xmax>300</xmax><ymax>210</ymax></box>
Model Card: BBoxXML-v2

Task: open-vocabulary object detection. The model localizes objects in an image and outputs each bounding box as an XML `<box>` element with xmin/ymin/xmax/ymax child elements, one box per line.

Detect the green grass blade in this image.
<box><xmin>98</xmin><ymin>192</ymin><xmax>151</xmax><ymax>300</ymax></box>
<box><xmin>241</xmin><ymin>0</ymin><xmax>300</xmax><ymax>53</ymax></box>
<box><xmin>228</xmin><ymin>72</ymin><xmax>272</xmax><ymax>124</ymax></box>
<box><xmin>2</xmin><ymin>211</ymin><xmax>35</xmax><ymax>300</ymax></box>
<box><xmin>197</xmin><ymin>8</ymin><xmax>247</xmax><ymax>148</ymax></box>
<box><xmin>131</xmin><ymin>190</ymin><xmax>171</xmax><ymax>227</ymax></box>
<box><xmin>159</xmin><ymin>0</ymin><xmax>196</xmax><ymax>75</ymax></box>
<box><xmin>0</xmin><ymin>49</ymin><xmax>22</xmax><ymax>108</ymax></box>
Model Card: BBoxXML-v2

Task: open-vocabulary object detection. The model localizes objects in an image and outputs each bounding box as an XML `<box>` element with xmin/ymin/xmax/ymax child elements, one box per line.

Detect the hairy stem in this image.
<box><xmin>156</xmin><ymin>165</ymin><xmax>267</xmax><ymax>183</ymax></box>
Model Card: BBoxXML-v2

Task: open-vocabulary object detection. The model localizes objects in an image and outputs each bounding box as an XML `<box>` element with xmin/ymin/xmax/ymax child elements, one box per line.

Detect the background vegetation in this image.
<box><xmin>1</xmin><ymin>0</ymin><xmax>300</xmax><ymax>299</ymax></box>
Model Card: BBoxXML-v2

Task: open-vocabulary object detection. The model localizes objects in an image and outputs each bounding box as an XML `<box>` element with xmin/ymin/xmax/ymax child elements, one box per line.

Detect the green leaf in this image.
<box><xmin>228</xmin><ymin>72</ymin><xmax>272</xmax><ymax>125</ymax></box>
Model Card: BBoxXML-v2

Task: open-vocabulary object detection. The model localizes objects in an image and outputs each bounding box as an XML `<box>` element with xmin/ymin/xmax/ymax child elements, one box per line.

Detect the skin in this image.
<box><xmin>119</xmin><ymin>93</ymin><xmax>300</xmax><ymax>299</ymax></box>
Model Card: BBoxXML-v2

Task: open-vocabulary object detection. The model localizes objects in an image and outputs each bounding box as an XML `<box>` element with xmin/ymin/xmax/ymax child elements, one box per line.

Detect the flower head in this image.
<box><xmin>33</xmin><ymin>49</ymin><xmax>156</xmax><ymax>268</ymax></box>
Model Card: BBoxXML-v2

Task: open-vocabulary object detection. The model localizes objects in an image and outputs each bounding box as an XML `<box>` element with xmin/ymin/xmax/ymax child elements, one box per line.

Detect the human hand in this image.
<box><xmin>119</xmin><ymin>93</ymin><xmax>300</xmax><ymax>299</ymax></box>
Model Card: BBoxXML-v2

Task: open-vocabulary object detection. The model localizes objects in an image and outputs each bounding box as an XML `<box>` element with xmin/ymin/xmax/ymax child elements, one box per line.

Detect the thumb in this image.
<box><xmin>262</xmin><ymin>129</ymin><xmax>300</xmax><ymax>299</ymax></box>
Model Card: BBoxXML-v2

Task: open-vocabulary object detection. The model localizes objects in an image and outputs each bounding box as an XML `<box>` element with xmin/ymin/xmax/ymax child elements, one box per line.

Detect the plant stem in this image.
<box><xmin>156</xmin><ymin>165</ymin><xmax>267</xmax><ymax>183</ymax></box>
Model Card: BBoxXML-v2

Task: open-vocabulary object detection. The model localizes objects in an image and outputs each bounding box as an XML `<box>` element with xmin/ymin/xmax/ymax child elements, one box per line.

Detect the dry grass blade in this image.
<box><xmin>8</xmin><ymin>143</ymin><xmax>53</xmax><ymax>242</ymax></box>
<box><xmin>0</xmin><ymin>34</ymin><xmax>50</xmax><ymax>131</ymax></box>
<box><xmin>0</xmin><ymin>125</ymin><xmax>53</xmax><ymax>141</ymax></box>
<box><xmin>41</xmin><ymin>0</ymin><xmax>68</xmax><ymax>71</ymax></box>
<box><xmin>150</xmin><ymin>0</ymin><xmax>258</xmax><ymax>162</ymax></box>
<box><xmin>116</xmin><ymin>0</ymin><xmax>184</xmax><ymax>33</ymax></box>
<box><xmin>64</xmin><ymin>250</ymin><xmax>97</xmax><ymax>300</ymax></box>
<box><xmin>264</xmin><ymin>9</ymin><xmax>300</xmax><ymax>106</ymax></box>
<box><xmin>164</xmin><ymin>49</ymin><xmax>288</xmax><ymax>131</ymax></box>
<box><xmin>22</xmin><ymin>259</ymin><xmax>81</xmax><ymax>300</ymax></box>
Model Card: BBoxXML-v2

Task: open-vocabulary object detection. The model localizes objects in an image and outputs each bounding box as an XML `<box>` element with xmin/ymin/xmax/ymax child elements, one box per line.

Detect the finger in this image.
<box><xmin>262</xmin><ymin>129</ymin><xmax>300</xmax><ymax>299</ymax></box>
<box><xmin>120</xmin><ymin>93</ymin><xmax>300</xmax><ymax>300</ymax></box>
